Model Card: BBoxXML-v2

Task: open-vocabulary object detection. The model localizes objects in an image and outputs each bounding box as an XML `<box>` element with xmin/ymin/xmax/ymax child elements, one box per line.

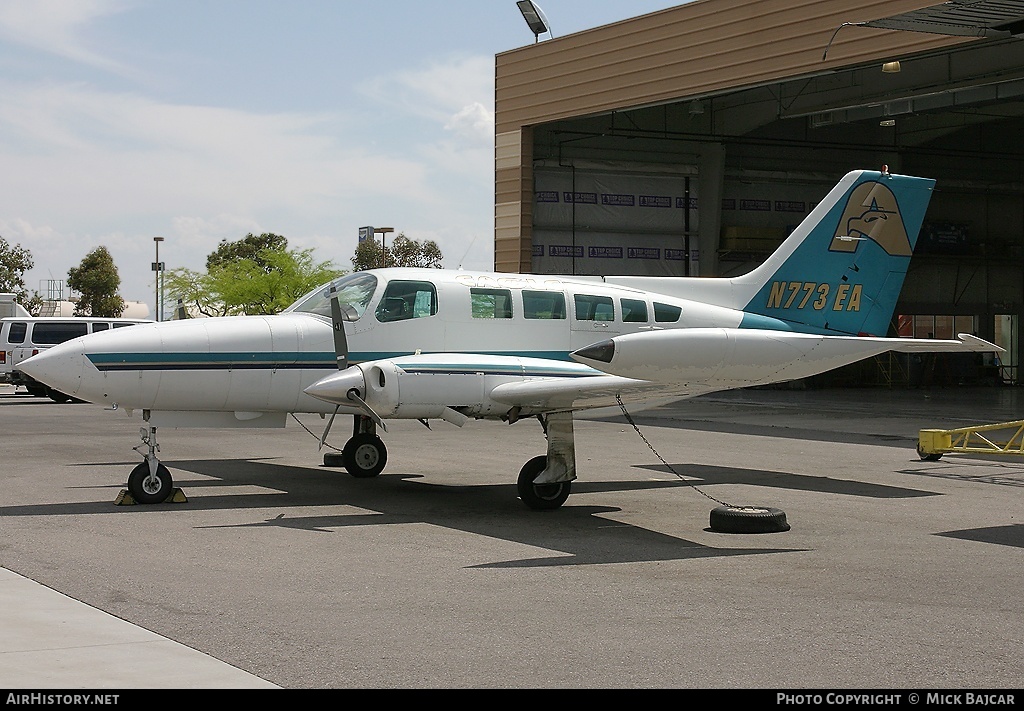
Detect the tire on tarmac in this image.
<box><xmin>709</xmin><ymin>505</ymin><xmax>790</xmax><ymax>533</ymax></box>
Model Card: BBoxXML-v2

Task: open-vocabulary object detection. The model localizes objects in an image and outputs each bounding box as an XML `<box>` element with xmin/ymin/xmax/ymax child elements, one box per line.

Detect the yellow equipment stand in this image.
<box><xmin>917</xmin><ymin>421</ymin><xmax>1024</xmax><ymax>461</ymax></box>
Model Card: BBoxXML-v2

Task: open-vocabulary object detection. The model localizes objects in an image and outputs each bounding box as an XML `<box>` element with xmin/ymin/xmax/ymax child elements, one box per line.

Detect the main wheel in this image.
<box><xmin>342</xmin><ymin>433</ymin><xmax>387</xmax><ymax>478</ymax></box>
<box><xmin>517</xmin><ymin>455</ymin><xmax>571</xmax><ymax>511</ymax></box>
<box><xmin>127</xmin><ymin>461</ymin><xmax>173</xmax><ymax>504</ymax></box>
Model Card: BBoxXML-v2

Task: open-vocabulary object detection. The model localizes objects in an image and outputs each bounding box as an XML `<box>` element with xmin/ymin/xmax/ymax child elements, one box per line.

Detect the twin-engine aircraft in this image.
<box><xmin>21</xmin><ymin>168</ymin><xmax>999</xmax><ymax>509</ymax></box>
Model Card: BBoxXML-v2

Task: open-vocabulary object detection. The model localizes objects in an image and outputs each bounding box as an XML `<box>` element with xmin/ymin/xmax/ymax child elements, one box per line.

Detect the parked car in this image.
<box><xmin>1</xmin><ymin>317</ymin><xmax>151</xmax><ymax>402</ymax></box>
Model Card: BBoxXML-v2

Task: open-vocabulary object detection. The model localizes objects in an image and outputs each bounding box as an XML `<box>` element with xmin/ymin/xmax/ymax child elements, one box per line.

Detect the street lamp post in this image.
<box><xmin>152</xmin><ymin>237</ymin><xmax>165</xmax><ymax>322</ymax></box>
<box><xmin>375</xmin><ymin>227</ymin><xmax>394</xmax><ymax>268</ymax></box>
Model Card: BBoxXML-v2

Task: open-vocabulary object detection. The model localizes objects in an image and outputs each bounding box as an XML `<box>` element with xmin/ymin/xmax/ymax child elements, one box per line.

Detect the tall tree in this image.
<box><xmin>0</xmin><ymin>236</ymin><xmax>35</xmax><ymax>303</ymax></box>
<box><xmin>166</xmin><ymin>243</ymin><xmax>344</xmax><ymax>316</ymax></box>
<box><xmin>207</xmin><ymin>233</ymin><xmax>288</xmax><ymax>271</ymax></box>
<box><xmin>67</xmin><ymin>246</ymin><xmax>125</xmax><ymax>317</ymax></box>
<box><xmin>351</xmin><ymin>233</ymin><xmax>443</xmax><ymax>271</ymax></box>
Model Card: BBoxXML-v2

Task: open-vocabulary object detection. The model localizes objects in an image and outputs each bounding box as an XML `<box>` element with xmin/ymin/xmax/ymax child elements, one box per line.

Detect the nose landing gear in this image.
<box><xmin>119</xmin><ymin>421</ymin><xmax>186</xmax><ymax>505</ymax></box>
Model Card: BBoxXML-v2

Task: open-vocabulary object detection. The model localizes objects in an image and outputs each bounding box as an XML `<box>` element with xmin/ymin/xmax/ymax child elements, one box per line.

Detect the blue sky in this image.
<box><xmin>0</xmin><ymin>0</ymin><xmax>683</xmax><ymax>315</ymax></box>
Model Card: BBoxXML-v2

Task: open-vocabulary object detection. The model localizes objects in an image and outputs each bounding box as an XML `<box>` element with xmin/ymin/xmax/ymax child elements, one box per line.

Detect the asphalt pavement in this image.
<box><xmin>1</xmin><ymin>382</ymin><xmax>1022</xmax><ymax>689</ymax></box>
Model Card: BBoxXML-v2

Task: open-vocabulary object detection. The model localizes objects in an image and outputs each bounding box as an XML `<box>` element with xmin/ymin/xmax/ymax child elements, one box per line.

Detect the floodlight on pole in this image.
<box><xmin>152</xmin><ymin>237</ymin><xmax>165</xmax><ymax>322</ymax></box>
<box><xmin>517</xmin><ymin>0</ymin><xmax>552</xmax><ymax>42</ymax></box>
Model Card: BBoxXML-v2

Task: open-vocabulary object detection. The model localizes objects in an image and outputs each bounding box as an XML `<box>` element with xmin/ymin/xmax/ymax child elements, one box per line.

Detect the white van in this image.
<box><xmin>1</xmin><ymin>317</ymin><xmax>151</xmax><ymax>402</ymax></box>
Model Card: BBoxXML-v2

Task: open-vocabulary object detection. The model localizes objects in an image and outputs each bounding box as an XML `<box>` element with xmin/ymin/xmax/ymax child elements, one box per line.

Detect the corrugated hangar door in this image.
<box><xmin>532</xmin><ymin>163</ymin><xmax>699</xmax><ymax>277</ymax></box>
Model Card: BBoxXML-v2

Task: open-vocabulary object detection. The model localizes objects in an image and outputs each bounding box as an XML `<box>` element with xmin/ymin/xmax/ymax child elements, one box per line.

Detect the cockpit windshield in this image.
<box><xmin>284</xmin><ymin>272</ymin><xmax>378</xmax><ymax>320</ymax></box>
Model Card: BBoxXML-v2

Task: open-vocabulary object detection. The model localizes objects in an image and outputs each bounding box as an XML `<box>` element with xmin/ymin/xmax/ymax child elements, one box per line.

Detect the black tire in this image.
<box><xmin>916</xmin><ymin>444</ymin><xmax>942</xmax><ymax>461</ymax></box>
<box><xmin>342</xmin><ymin>433</ymin><xmax>387</xmax><ymax>478</ymax></box>
<box><xmin>517</xmin><ymin>455</ymin><xmax>571</xmax><ymax>511</ymax></box>
<box><xmin>709</xmin><ymin>506</ymin><xmax>790</xmax><ymax>534</ymax></box>
<box><xmin>127</xmin><ymin>461</ymin><xmax>173</xmax><ymax>504</ymax></box>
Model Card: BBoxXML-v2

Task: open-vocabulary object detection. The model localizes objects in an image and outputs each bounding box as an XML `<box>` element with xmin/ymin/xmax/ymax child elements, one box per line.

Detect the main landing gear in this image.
<box><xmin>323</xmin><ymin>415</ymin><xmax>388</xmax><ymax>478</ymax></box>
<box><xmin>515</xmin><ymin>411</ymin><xmax>575</xmax><ymax>511</ymax></box>
<box><xmin>323</xmin><ymin>411</ymin><xmax>577</xmax><ymax>511</ymax></box>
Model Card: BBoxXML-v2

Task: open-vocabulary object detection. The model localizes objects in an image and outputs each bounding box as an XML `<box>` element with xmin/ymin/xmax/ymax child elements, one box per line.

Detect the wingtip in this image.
<box><xmin>956</xmin><ymin>333</ymin><xmax>1006</xmax><ymax>353</ymax></box>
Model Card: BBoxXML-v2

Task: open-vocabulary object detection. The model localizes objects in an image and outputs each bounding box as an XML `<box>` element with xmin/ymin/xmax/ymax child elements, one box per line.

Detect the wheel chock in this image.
<box><xmin>114</xmin><ymin>488</ymin><xmax>188</xmax><ymax>505</ymax></box>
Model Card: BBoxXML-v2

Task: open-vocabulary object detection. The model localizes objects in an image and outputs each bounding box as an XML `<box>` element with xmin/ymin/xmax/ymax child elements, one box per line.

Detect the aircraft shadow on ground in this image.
<box><xmin>596</xmin><ymin>414</ymin><xmax>917</xmax><ymax>449</ymax></box>
<box><xmin>632</xmin><ymin>462</ymin><xmax>938</xmax><ymax>499</ymax></box>
<box><xmin>936</xmin><ymin>524</ymin><xmax>1024</xmax><ymax>549</ymax></box>
<box><xmin>2</xmin><ymin>457</ymin><xmax>805</xmax><ymax>568</ymax></box>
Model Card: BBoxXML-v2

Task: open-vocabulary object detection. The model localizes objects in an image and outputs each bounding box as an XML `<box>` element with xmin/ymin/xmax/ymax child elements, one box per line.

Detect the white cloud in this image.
<box><xmin>0</xmin><ymin>24</ymin><xmax>499</xmax><ymax>307</ymax></box>
<box><xmin>0</xmin><ymin>77</ymin><xmax>495</xmax><ymax>303</ymax></box>
<box><xmin>359</xmin><ymin>54</ymin><xmax>494</xmax><ymax>135</ymax></box>
<box><xmin>445</xmin><ymin>102</ymin><xmax>495</xmax><ymax>146</ymax></box>
<box><xmin>0</xmin><ymin>0</ymin><xmax>137</xmax><ymax>76</ymax></box>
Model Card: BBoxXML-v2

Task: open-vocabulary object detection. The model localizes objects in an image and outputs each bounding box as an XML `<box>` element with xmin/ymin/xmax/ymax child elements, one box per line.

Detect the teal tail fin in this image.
<box><xmin>738</xmin><ymin>169</ymin><xmax>935</xmax><ymax>337</ymax></box>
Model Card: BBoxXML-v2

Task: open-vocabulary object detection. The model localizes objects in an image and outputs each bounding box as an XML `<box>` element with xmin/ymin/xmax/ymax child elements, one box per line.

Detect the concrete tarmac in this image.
<box><xmin>0</xmin><ymin>382</ymin><xmax>1022</xmax><ymax>689</ymax></box>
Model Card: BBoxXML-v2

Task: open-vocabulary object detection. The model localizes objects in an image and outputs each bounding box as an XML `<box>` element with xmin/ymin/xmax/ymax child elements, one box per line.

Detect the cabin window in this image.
<box><xmin>654</xmin><ymin>302</ymin><xmax>682</xmax><ymax>323</ymax></box>
<box><xmin>113</xmin><ymin>322</ymin><xmax>141</xmax><ymax>328</ymax></box>
<box><xmin>523</xmin><ymin>290</ymin><xmax>566</xmax><ymax>320</ymax></box>
<box><xmin>92</xmin><ymin>323</ymin><xmax>109</xmax><ymax>332</ymax></box>
<box><xmin>575</xmin><ymin>294</ymin><xmax>614</xmax><ymax>321</ymax></box>
<box><xmin>470</xmin><ymin>288</ymin><xmax>512</xmax><ymax>319</ymax></box>
<box><xmin>286</xmin><ymin>272</ymin><xmax>378</xmax><ymax>320</ymax></box>
<box><xmin>375</xmin><ymin>280</ymin><xmax>437</xmax><ymax>322</ymax></box>
<box><xmin>620</xmin><ymin>298</ymin><xmax>648</xmax><ymax>323</ymax></box>
<box><xmin>32</xmin><ymin>323</ymin><xmax>88</xmax><ymax>345</ymax></box>
<box><xmin>7</xmin><ymin>322</ymin><xmax>27</xmax><ymax>344</ymax></box>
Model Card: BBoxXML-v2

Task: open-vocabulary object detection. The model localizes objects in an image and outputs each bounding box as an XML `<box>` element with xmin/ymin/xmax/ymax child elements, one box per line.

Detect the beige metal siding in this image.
<box><xmin>496</xmin><ymin>0</ymin><xmax>965</xmax><ymax>133</ymax></box>
<box><xmin>493</xmin><ymin>0</ymin><xmax>971</xmax><ymax>272</ymax></box>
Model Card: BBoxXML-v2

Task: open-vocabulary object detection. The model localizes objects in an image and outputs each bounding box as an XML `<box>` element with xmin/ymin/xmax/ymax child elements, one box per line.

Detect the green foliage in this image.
<box><xmin>167</xmin><ymin>241</ymin><xmax>344</xmax><ymax>316</ymax></box>
<box><xmin>0</xmin><ymin>236</ymin><xmax>35</xmax><ymax>304</ymax></box>
<box><xmin>207</xmin><ymin>233</ymin><xmax>287</xmax><ymax>271</ymax></box>
<box><xmin>67</xmin><ymin>246</ymin><xmax>125</xmax><ymax>317</ymax></box>
<box><xmin>351</xmin><ymin>233</ymin><xmax>443</xmax><ymax>271</ymax></box>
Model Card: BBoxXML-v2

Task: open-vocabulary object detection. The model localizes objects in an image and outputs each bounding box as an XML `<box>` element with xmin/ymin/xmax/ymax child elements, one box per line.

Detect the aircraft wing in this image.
<box><xmin>304</xmin><ymin>352</ymin><xmax>717</xmax><ymax>420</ymax></box>
<box><xmin>487</xmin><ymin>372</ymin><xmax>706</xmax><ymax>412</ymax></box>
<box><xmin>569</xmin><ymin>328</ymin><xmax>1002</xmax><ymax>385</ymax></box>
<box><xmin>306</xmin><ymin>330</ymin><xmax>1002</xmax><ymax>423</ymax></box>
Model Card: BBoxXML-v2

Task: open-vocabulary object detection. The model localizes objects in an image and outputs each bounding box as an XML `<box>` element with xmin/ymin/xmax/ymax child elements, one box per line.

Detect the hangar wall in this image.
<box><xmin>495</xmin><ymin>0</ymin><xmax>964</xmax><ymax>272</ymax></box>
<box><xmin>494</xmin><ymin>0</ymin><xmax>1024</xmax><ymax>384</ymax></box>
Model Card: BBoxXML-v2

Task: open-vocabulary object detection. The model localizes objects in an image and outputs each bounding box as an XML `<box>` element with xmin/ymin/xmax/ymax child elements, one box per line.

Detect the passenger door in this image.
<box><xmin>569</xmin><ymin>293</ymin><xmax>621</xmax><ymax>349</ymax></box>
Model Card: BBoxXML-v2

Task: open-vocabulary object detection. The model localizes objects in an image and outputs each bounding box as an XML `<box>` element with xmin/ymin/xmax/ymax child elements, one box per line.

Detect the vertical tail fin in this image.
<box><xmin>738</xmin><ymin>169</ymin><xmax>935</xmax><ymax>336</ymax></box>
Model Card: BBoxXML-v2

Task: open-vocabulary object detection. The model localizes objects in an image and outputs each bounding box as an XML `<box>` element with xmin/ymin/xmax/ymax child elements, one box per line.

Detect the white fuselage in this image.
<box><xmin>20</xmin><ymin>268</ymin><xmax>753</xmax><ymax>418</ymax></box>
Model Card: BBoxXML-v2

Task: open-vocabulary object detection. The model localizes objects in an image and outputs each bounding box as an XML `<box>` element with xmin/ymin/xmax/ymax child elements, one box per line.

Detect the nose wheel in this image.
<box><xmin>127</xmin><ymin>460</ymin><xmax>173</xmax><ymax>504</ymax></box>
<box><xmin>124</xmin><ymin>424</ymin><xmax>178</xmax><ymax>504</ymax></box>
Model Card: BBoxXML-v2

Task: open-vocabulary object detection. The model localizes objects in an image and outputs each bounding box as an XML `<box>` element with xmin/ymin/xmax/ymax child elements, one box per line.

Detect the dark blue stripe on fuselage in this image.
<box><xmin>86</xmin><ymin>351</ymin><xmax>576</xmax><ymax>372</ymax></box>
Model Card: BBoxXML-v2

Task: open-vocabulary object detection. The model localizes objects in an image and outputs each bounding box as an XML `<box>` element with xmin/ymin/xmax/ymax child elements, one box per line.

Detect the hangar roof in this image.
<box><xmin>495</xmin><ymin>0</ymin><xmax>1023</xmax><ymax>134</ymax></box>
<box><xmin>860</xmin><ymin>0</ymin><xmax>1024</xmax><ymax>38</ymax></box>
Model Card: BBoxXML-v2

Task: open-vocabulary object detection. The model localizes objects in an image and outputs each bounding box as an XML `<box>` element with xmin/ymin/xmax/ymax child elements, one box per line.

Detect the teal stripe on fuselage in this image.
<box><xmin>738</xmin><ymin>312</ymin><xmax>850</xmax><ymax>335</ymax></box>
<box><xmin>86</xmin><ymin>350</ymin><xmax>578</xmax><ymax>371</ymax></box>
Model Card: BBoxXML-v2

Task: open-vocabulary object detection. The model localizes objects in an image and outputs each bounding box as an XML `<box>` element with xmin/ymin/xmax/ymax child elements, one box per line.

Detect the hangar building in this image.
<box><xmin>494</xmin><ymin>0</ymin><xmax>1024</xmax><ymax>385</ymax></box>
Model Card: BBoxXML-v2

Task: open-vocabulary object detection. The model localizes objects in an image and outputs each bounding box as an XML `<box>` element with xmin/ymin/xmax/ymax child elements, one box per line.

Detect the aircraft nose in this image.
<box><xmin>304</xmin><ymin>365</ymin><xmax>367</xmax><ymax>405</ymax></box>
<box><xmin>19</xmin><ymin>340</ymin><xmax>86</xmax><ymax>397</ymax></box>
